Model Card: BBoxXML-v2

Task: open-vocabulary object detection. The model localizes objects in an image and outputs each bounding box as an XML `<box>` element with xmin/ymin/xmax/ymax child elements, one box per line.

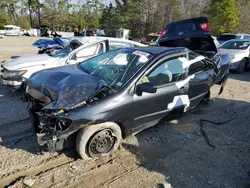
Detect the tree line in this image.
<box><xmin>0</xmin><ymin>0</ymin><xmax>249</xmax><ymax>37</ymax></box>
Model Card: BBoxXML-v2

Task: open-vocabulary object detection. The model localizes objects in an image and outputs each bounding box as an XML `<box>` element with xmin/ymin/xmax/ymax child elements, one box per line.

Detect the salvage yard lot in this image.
<box><xmin>0</xmin><ymin>36</ymin><xmax>249</xmax><ymax>188</ymax></box>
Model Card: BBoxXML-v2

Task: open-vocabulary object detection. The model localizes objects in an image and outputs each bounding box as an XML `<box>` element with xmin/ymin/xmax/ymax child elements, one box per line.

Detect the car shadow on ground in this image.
<box><xmin>228</xmin><ymin>71</ymin><xmax>250</xmax><ymax>82</ymax></box>
<box><xmin>0</xmin><ymin>79</ymin><xmax>80</xmax><ymax>159</ymax></box>
<box><xmin>1</xmin><ymin>80</ymin><xmax>250</xmax><ymax>187</ymax></box>
<box><xmin>122</xmin><ymin>98</ymin><xmax>250</xmax><ymax>188</ymax></box>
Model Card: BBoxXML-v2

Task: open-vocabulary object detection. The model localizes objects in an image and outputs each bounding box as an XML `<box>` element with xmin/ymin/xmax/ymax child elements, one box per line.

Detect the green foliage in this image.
<box><xmin>0</xmin><ymin>0</ymin><xmax>249</xmax><ymax>37</ymax></box>
<box><xmin>100</xmin><ymin>0</ymin><xmax>140</xmax><ymax>36</ymax></box>
<box><xmin>100</xmin><ymin>3</ymin><xmax>117</xmax><ymax>36</ymax></box>
<box><xmin>205</xmin><ymin>0</ymin><xmax>240</xmax><ymax>34</ymax></box>
<box><xmin>0</xmin><ymin>11</ymin><xmax>12</xmax><ymax>29</ymax></box>
<box><xmin>17</xmin><ymin>16</ymin><xmax>31</xmax><ymax>30</ymax></box>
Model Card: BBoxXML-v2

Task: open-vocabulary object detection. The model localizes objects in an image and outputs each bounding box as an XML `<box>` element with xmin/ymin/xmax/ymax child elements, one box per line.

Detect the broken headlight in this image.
<box><xmin>2</xmin><ymin>70</ymin><xmax>27</xmax><ymax>80</ymax></box>
<box><xmin>39</xmin><ymin>114</ymin><xmax>72</xmax><ymax>132</ymax></box>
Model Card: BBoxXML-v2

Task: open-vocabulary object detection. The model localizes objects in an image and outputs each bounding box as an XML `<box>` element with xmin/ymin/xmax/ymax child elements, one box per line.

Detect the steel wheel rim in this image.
<box><xmin>88</xmin><ymin>129</ymin><xmax>116</xmax><ymax>157</ymax></box>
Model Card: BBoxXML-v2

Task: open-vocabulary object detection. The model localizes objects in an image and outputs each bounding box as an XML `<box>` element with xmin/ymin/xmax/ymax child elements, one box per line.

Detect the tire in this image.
<box><xmin>76</xmin><ymin>122</ymin><xmax>122</xmax><ymax>160</ymax></box>
<box><xmin>237</xmin><ymin>58</ymin><xmax>246</xmax><ymax>74</ymax></box>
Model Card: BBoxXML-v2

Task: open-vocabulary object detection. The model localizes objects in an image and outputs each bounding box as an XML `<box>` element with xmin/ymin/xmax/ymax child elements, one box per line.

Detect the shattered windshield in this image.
<box><xmin>79</xmin><ymin>49</ymin><xmax>153</xmax><ymax>87</ymax></box>
<box><xmin>51</xmin><ymin>44</ymin><xmax>73</xmax><ymax>58</ymax></box>
<box><xmin>219</xmin><ymin>41</ymin><xmax>250</xmax><ymax>50</ymax></box>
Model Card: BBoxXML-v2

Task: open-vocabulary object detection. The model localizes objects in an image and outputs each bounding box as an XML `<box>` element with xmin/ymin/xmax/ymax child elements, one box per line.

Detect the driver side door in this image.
<box><xmin>130</xmin><ymin>54</ymin><xmax>190</xmax><ymax>134</ymax></box>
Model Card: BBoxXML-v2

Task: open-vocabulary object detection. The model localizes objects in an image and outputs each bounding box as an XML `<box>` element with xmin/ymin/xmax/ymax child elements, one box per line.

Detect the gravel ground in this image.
<box><xmin>0</xmin><ymin>36</ymin><xmax>249</xmax><ymax>188</ymax></box>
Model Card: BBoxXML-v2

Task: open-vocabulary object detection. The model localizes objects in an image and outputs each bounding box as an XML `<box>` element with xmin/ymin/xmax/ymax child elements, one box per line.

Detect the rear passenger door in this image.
<box><xmin>187</xmin><ymin>52</ymin><xmax>215</xmax><ymax>109</ymax></box>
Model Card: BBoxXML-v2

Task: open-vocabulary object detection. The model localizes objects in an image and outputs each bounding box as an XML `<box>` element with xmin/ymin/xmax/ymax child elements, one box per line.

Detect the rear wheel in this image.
<box><xmin>237</xmin><ymin>58</ymin><xmax>246</xmax><ymax>74</ymax></box>
<box><xmin>76</xmin><ymin>122</ymin><xmax>122</xmax><ymax>160</ymax></box>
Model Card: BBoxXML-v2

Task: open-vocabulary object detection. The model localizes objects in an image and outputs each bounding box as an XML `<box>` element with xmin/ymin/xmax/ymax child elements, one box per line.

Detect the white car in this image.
<box><xmin>212</xmin><ymin>36</ymin><xmax>220</xmax><ymax>48</ymax></box>
<box><xmin>219</xmin><ymin>39</ymin><xmax>250</xmax><ymax>73</ymax></box>
<box><xmin>1</xmin><ymin>37</ymin><xmax>147</xmax><ymax>89</ymax></box>
<box><xmin>4</xmin><ymin>25</ymin><xmax>21</xmax><ymax>36</ymax></box>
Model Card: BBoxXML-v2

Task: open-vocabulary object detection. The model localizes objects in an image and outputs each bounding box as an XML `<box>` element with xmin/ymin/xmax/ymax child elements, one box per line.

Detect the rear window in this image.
<box><xmin>243</xmin><ymin>35</ymin><xmax>250</xmax><ymax>39</ymax></box>
<box><xmin>217</xmin><ymin>35</ymin><xmax>241</xmax><ymax>41</ymax></box>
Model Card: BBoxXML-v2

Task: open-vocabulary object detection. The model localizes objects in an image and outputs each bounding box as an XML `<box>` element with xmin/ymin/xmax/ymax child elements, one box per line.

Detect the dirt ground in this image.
<box><xmin>0</xmin><ymin>36</ymin><xmax>249</xmax><ymax>188</ymax></box>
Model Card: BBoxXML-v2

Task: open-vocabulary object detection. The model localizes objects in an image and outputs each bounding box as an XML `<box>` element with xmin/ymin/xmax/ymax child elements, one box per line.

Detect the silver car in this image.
<box><xmin>218</xmin><ymin>39</ymin><xmax>250</xmax><ymax>73</ymax></box>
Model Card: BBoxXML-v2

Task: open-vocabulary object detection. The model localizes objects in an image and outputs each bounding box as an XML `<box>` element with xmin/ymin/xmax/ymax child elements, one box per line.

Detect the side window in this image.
<box><xmin>109</xmin><ymin>43</ymin><xmax>133</xmax><ymax>50</ymax></box>
<box><xmin>188</xmin><ymin>61</ymin><xmax>205</xmax><ymax>75</ymax></box>
<box><xmin>188</xmin><ymin>51</ymin><xmax>199</xmax><ymax>60</ymax></box>
<box><xmin>243</xmin><ymin>35</ymin><xmax>250</xmax><ymax>40</ymax></box>
<box><xmin>188</xmin><ymin>60</ymin><xmax>215</xmax><ymax>75</ymax></box>
<box><xmin>97</xmin><ymin>43</ymin><xmax>104</xmax><ymax>54</ymax></box>
<box><xmin>75</xmin><ymin>45</ymin><xmax>98</xmax><ymax>58</ymax></box>
<box><xmin>144</xmin><ymin>58</ymin><xmax>185</xmax><ymax>86</ymax></box>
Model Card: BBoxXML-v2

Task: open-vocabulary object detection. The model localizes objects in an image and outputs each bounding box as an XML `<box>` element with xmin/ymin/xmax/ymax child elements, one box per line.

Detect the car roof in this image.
<box><xmin>72</xmin><ymin>36</ymin><xmax>147</xmax><ymax>47</ymax></box>
<box><xmin>126</xmin><ymin>46</ymin><xmax>187</xmax><ymax>55</ymax></box>
<box><xmin>220</xmin><ymin>33</ymin><xmax>250</xmax><ymax>36</ymax></box>
<box><xmin>224</xmin><ymin>39</ymin><xmax>250</xmax><ymax>42</ymax></box>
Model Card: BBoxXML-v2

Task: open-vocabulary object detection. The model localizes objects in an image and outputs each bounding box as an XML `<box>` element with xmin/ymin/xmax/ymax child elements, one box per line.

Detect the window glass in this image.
<box><xmin>79</xmin><ymin>49</ymin><xmax>153</xmax><ymax>87</ymax></box>
<box><xmin>188</xmin><ymin>61</ymin><xmax>205</xmax><ymax>75</ymax></box>
<box><xmin>188</xmin><ymin>51</ymin><xmax>199</xmax><ymax>60</ymax></box>
<box><xmin>76</xmin><ymin>45</ymin><xmax>98</xmax><ymax>57</ymax></box>
<box><xmin>109</xmin><ymin>43</ymin><xmax>133</xmax><ymax>50</ymax></box>
<box><xmin>145</xmin><ymin>58</ymin><xmax>185</xmax><ymax>86</ymax></box>
<box><xmin>52</xmin><ymin>45</ymin><xmax>73</xmax><ymax>58</ymax></box>
<box><xmin>188</xmin><ymin>60</ymin><xmax>215</xmax><ymax>75</ymax></box>
<box><xmin>243</xmin><ymin>35</ymin><xmax>250</xmax><ymax>40</ymax></box>
<box><xmin>97</xmin><ymin>43</ymin><xmax>104</xmax><ymax>54</ymax></box>
<box><xmin>219</xmin><ymin>40</ymin><xmax>250</xmax><ymax>50</ymax></box>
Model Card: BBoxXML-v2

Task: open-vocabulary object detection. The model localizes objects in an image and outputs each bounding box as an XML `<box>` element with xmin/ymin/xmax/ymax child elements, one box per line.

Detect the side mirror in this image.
<box><xmin>136</xmin><ymin>82</ymin><xmax>157</xmax><ymax>95</ymax></box>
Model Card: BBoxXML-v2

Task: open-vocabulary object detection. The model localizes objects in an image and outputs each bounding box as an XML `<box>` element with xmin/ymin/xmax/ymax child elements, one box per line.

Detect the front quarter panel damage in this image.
<box><xmin>29</xmin><ymin>82</ymin><xmax>117</xmax><ymax>151</ymax></box>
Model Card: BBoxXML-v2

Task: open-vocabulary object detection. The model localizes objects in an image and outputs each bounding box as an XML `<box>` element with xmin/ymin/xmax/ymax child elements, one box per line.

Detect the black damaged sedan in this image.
<box><xmin>27</xmin><ymin>46</ymin><xmax>229</xmax><ymax>159</ymax></box>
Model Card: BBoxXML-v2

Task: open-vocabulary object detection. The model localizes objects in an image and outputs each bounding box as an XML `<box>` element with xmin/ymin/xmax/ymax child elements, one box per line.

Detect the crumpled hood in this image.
<box><xmin>219</xmin><ymin>49</ymin><xmax>247</xmax><ymax>56</ymax></box>
<box><xmin>3</xmin><ymin>54</ymin><xmax>56</xmax><ymax>70</ymax></box>
<box><xmin>32</xmin><ymin>38</ymin><xmax>59</xmax><ymax>48</ymax></box>
<box><xmin>32</xmin><ymin>38</ymin><xmax>70</xmax><ymax>48</ymax></box>
<box><xmin>27</xmin><ymin>65</ymin><xmax>105</xmax><ymax>110</ymax></box>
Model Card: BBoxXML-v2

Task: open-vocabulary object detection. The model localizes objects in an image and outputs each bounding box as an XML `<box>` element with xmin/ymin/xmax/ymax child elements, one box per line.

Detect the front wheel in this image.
<box><xmin>237</xmin><ymin>58</ymin><xmax>246</xmax><ymax>74</ymax></box>
<box><xmin>76</xmin><ymin>122</ymin><xmax>122</xmax><ymax>160</ymax></box>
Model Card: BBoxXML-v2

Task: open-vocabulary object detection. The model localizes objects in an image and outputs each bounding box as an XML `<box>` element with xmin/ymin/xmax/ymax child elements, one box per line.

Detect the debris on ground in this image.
<box><xmin>23</xmin><ymin>178</ymin><xmax>36</xmax><ymax>187</ymax></box>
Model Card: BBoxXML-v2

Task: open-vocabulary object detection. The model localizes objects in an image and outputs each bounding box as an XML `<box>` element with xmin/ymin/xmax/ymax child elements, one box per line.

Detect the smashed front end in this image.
<box><xmin>1</xmin><ymin>65</ymin><xmax>26</xmax><ymax>89</ymax></box>
<box><xmin>29</xmin><ymin>85</ymin><xmax>112</xmax><ymax>151</ymax></box>
<box><xmin>29</xmin><ymin>108</ymin><xmax>73</xmax><ymax>151</ymax></box>
<box><xmin>27</xmin><ymin>67</ymin><xmax>113</xmax><ymax>151</ymax></box>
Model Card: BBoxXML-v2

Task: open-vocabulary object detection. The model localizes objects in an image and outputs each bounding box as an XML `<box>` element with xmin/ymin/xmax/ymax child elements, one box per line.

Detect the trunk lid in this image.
<box><xmin>158</xmin><ymin>17</ymin><xmax>217</xmax><ymax>54</ymax></box>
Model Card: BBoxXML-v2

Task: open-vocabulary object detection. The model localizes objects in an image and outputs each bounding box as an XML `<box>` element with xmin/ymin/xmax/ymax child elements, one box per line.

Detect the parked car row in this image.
<box><xmin>218</xmin><ymin>39</ymin><xmax>250</xmax><ymax>73</ymax></box>
<box><xmin>1</xmin><ymin>17</ymin><xmax>230</xmax><ymax>159</ymax></box>
<box><xmin>1</xmin><ymin>37</ymin><xmax>147</xmax><ymax>90</ymax></box>
<box><xmin>217</xmin><ymin>33</ymin><xmax>250</xmax><ymax>44</ymax></box>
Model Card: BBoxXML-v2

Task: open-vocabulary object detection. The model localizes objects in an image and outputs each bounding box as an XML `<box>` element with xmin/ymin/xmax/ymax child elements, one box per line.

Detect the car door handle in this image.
<box><xmin>178</xmin><ymin>87</ymin><xmax>188</xmax><ymax>93</ymax></box>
